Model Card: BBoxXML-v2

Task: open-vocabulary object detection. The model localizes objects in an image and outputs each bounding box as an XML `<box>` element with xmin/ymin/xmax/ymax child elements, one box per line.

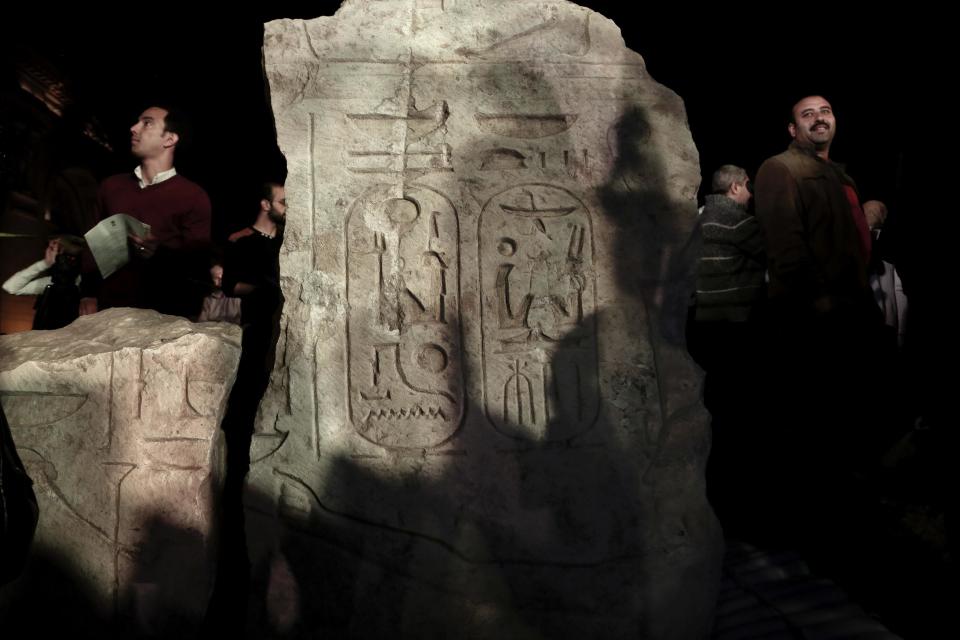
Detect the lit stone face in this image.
<box><xmin>255</xmin><ymin>1</ymin><xmax>720</xmax><ymax>637</ymax></box>
<box><xmin>0</xmin><ymin>309</ymin><xmax>240</xmax><ymax>634</ymax></box>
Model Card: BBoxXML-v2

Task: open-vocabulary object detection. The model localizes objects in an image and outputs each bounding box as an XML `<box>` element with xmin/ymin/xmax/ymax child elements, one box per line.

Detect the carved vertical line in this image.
<box><xmin>310</xmin><ymin>112</ymin><xmax>317</xmax><ymax>271</ymax></box>
<box><xmin>284</xmin><ymin>317</ymin><xmax>294</xmax><ymax>416</ymax></box>
<box><xmin>343</xmin><ymin>199</ymin><xmax>354</xmax><ymax>455</ymax></box>
<box><xmin>109</xmin><ymin>464</ymin><xmax>137</xmax><ymax>618</ymax></box>
<box><xmin>540</xmin><ymin>362</ymin><xmax>550</xmax><ymax>423</ymax></box>
<box><xmin>395</xmin><ymin>52</ymin><xmax>416</xmax><ymax>197</ymax></box>
<box><xmin>137</xmin><ymin>349</ymin><xmax>144</xmax><ymax>420</ymax></box>
<box><xmin>301</xmin><ymin>21</ymin><xmax>320</xmax><ymax>60</ymax></box>
<box><xmin>502</xmin><ymin>371</ymin><xmax>511</xmax><ymax>425</ymax></box>
<box><xmin>311</xmin><ymin>110</ymin><xmax>320</xmax><ymax>457</ymax></box>
<box><xmin>104</xmin><ymin>352</ymin><xmax>115</xmax><ymax>451</ymax></box>
<box><xmin>315</xmin><ymin>339</ymin><xmax>322</xmax><ymax>461</ymax></box>
<box><xmin>515</xmin><ymin>362</ymin><xmax>524</xmax><ymax>425</ymax></box>
<box><xmin>525</xmin><ymin>368</ymin><xmax>535</xmax><ymax>425</ymax></box>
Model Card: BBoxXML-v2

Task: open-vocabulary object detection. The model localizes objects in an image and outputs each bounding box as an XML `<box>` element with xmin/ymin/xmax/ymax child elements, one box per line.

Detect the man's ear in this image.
<box><xmin>163</xmin><ymin>131</ymin><xmax>180</xmax><ymax>149</ymax></box>
<box><xmin>787</xmin><ymin>122</ymin><xmax>797</xmax><ymax>139</ymax></box>
<box><xmin>261</xmin><ymin>198</ymin><xmax>271</xmax><ymax>212</ymax></box>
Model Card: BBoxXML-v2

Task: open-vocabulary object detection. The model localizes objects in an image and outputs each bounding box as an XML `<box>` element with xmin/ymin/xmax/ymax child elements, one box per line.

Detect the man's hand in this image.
<box><xmin>813</xmin><ymin>295</ymin><xmax>835</xmax><ymax>315</ymax></box>
<box><xmin>44</xmin><ymin>239</ymin><xmax>61</xmax><ymax>266</ymax></box>
<box><xmin>232</xmin><ymin>282</ymin><xmax>256</xmax><ymax>296</ymax></box>
<box><xmin>79</xmin><ymin>297</ymin><xmax>98</xmax><ymax>316</ymax></box>
<box><xmin>129</xmin><ymin>232</ymin><xmax>158</xmax><ymax>259</ymax></box>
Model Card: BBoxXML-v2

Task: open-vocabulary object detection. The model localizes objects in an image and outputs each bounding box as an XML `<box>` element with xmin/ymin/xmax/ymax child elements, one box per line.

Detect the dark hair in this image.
<box><xmin>208</xmin><ymin>246</ymin><xmax>226</xmax><ymax>269</ymax></box>
<box><xmin>52</xmin><ymin>234</ymin><xmax>86</xmax><ymax>256</ymax></box>
<box><xmin>152</xmin><ymin>102</ymin><xmax>193</xmax><ymax>152</ymax></box>
<box><xmin>260</xmin><ymin>181</ymin><xmax>283</xmax><ymax>204</ymax></box>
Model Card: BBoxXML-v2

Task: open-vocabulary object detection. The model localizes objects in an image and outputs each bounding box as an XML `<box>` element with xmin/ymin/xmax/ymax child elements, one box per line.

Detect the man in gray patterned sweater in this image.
<box><xmin>688</xmin><ymin>164</ymin><xmax>767</xmax><ymax>536</ymax></box>
<box><xmin>694</xmin><ymin>165</ymin><xmax>766</xmax><ymax>325</ymax></box>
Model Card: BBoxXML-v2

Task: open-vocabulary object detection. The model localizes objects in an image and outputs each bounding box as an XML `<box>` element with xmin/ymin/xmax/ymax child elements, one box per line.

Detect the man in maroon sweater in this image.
<box><xmin>80</xmin><ymin>104</ymin><xmax>211</xmax><ymax>318</ymax></box>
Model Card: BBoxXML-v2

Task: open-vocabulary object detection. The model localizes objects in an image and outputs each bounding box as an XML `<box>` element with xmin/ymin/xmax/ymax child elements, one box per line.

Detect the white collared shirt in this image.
<box><xmin>134</xmin><ymin>165</ymin><xmax>177</xmax><ymax>189</ymax></box>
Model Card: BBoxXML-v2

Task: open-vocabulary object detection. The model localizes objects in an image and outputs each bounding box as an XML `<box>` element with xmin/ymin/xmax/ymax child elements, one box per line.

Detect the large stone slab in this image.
<box><xmin>252</xmin><ymin>1</ymin><xmax>721</xmax><ymax>637</ymax></box>
<box><xmin>0</xmin><ymin>309</ymin><xmax>241</xmax><ymax>635</ymax></box>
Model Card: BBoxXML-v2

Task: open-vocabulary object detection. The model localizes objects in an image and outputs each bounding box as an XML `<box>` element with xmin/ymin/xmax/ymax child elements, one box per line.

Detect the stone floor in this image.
<box><xmin>714</xmin><ymin>434</ymin><xmax>957</xmax><ymax>640</ymax></box>
<box><xmin>715</xmin><ymin>542</ymin><xmax>901</xmax><ymax>639</ymax></box>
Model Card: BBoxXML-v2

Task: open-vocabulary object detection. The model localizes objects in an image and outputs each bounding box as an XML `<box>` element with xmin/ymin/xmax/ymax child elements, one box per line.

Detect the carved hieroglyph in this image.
<box><xmin>479</xmin><ymin>183</ymin><xmax>598</xmax><ymax>441</ymax></box>
<box><xmin>346</xmin><ymin>184</ymin><xmax>463</xmax><ymax>447</ymax></box>
<box><xmin>255</xmin><ymin>1</ymin><xmax>721</xmax><ymax>637</ymax></box>
<box><xmin>0</xmin><ymin>309</ymin><xmax>240</xmax><ymax>634</ymax></box>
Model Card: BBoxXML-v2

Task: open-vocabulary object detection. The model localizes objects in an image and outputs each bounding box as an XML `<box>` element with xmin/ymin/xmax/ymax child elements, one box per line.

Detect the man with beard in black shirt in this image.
<box><xmin>206</xmin><ymin>182</ymin><xmax>286</xmax><ymax>631</ymax></box>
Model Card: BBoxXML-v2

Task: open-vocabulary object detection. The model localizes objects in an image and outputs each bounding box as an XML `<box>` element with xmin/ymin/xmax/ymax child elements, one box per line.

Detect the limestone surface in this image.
<box><xmin>254</xmin><ymin>1</ymin><xmax>721</xmax><ymax>636</ymax></box>
<box><xmin>0</xmin><ymin>308</ymin><xmax>241</xmax><ymax>634</ymax></box>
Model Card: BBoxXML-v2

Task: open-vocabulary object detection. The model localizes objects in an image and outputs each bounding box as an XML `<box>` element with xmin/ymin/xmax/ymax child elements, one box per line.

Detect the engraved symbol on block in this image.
<box><xmin>346</xmin><ymin>184</ymin><xmax>464</xmax><ymax>448</ymax></box>
<box><xmin>495</xmin><ymin>264</ymin><xmax>531</xmax><ymax>331</ymax></box>
<box><xmin>497</xmin><ymin>238</ymin><xmax>517</xmax><ymax>257</ymax></box>
<box><xmin>412</xmin><ymin>0</ymin><xmax>456</xmax><ymax>33</ymax></box>
<box><xmin>386</xmin><ymin>197</ymin><xmax>420</xmax><ymax>225</ymax></box>
<box><xmin>475</xmin><ymin>114</ymin><xmax>579</xmax><ymax>139</ymax></box>
<box><xmin>345</xmin><ymin>100</ymin><xmax>452</xmax><ymax>176</ymax></box>
<box><xmin>503</xmin><ymin>359</ymin><xmax>536</xmax><ymax>427</ymax></box>
<box><xmin>2</xmin><ymin>386</ymin><xmax>139</xmax><ymax>610</ymax></box>
<box><xmin>456</xmin><ymin>8</ymin><xmax>591</xmax><ymax>59</ymax></box>
<box><xmin>417</xmin><ymin>0</ymin><xmax>448</xmax><ymax>11</ymax></box>
<box><xmin>359</xmin><ymin>346</ymin><xmax>392</xmax><ymax>401</ymax></box>
<box><xmin>480</xmin><ymin>184</ymin><xmax>599</xmax><ymax>441</ymax></box>
<box><xmin>0</xmin><ymin>390</ymin><xmax>88</xmax><ymax>427</ymax></box>
<box><xmin>479</xmin><ymin>147</ymin><xmax>589</xmax><ymax>172</ymax></box>
<box><xmin>417</xmin><ymin>343</ymin><xmax>449</xmax><ymax>373</ymax></box>
<box><xmin>499</xmin><ymin>188</ymin><xmax>577</xmax><ymax>219</ymax></box>
<box><xmin>480</xmin><ymin>148</ymin><xmax>528</xmax><ymax>170</ymax></box>
<box><xmin>355</xmin><ymin>343</ymin><xmax>452</xmax><ymax>431</ymax></box>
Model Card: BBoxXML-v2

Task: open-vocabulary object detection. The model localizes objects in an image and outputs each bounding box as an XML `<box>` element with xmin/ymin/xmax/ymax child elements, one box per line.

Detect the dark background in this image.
<box><xmin>2</xmin><ymin>2</ymin><xmax>944</xmax><ymax>234</ymax></box>
<box><xmin>2</xmin><ymin>0</ymin><xmax>950</xmax><ymax>428</ymax></box>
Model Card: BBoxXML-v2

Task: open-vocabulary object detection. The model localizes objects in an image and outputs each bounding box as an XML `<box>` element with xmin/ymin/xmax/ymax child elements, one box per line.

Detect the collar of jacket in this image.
<box><xmin>704</xmin><ymin>193</ymin><xmax>747</xmax><ymax>213</ymax></box>
<box><xmin>788</xmin><ymin>141</ymin><xmax>849</xmax><ymax>172</ymax></box>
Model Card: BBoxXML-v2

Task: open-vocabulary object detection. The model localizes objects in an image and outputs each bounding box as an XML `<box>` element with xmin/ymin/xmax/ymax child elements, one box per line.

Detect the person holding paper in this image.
<box><xmin>80</xmin><ymin>104</ymin><xmax>211</xmax><ymax>318</ymax></box>
<box><xmin>3</xmin><ymin>236</ymin><xmax>84</xmax><ymax>330</ymax></box>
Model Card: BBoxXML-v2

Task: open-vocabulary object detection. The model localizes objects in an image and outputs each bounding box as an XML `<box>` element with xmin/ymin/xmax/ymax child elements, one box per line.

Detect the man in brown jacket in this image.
<box><xmin>755</xmin><ymin>95</ymin><xmax>872</xmax><ymax>314</ymax></box>
<box><xmin>750</xmin><ymin>95</ymin><xmax>888</xmax><ymax>550</ymax></box>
